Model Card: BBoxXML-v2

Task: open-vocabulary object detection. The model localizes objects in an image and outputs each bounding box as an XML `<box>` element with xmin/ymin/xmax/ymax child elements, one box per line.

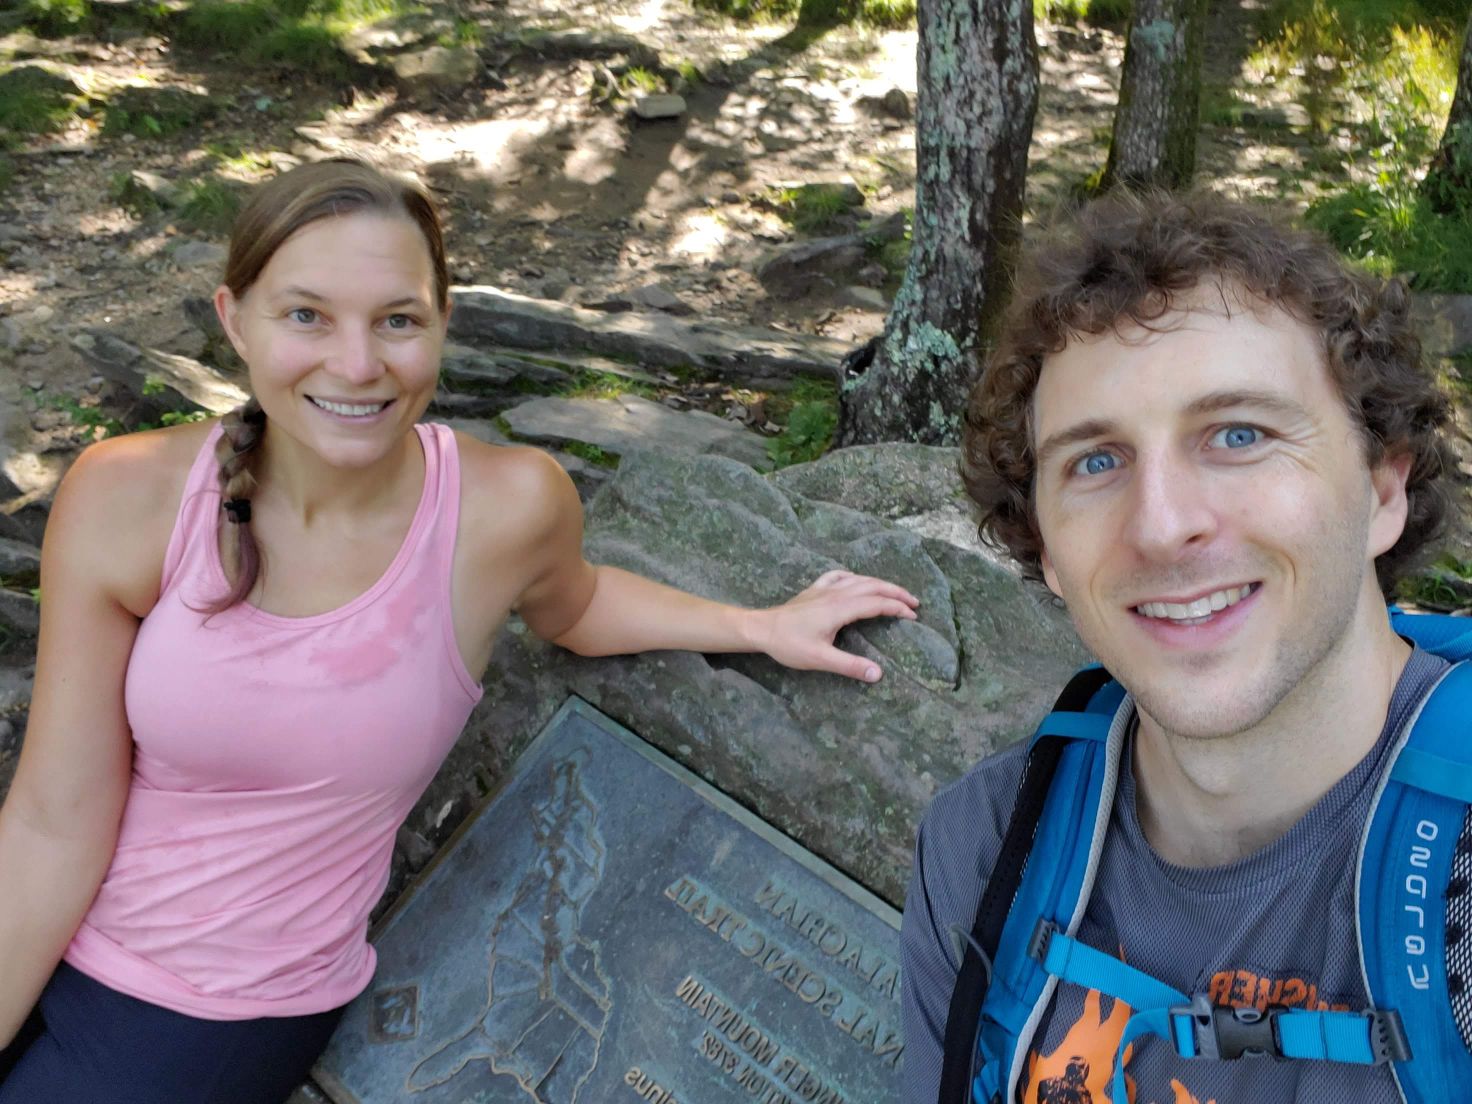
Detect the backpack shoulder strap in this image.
<box><xmin>1389</xmin><ymin>608</ymin><xmax>1472</xmax><ymax>660</ymax></box>
<box><xmin>937</xmin><ymin>666</ymin><xmax>1124</xmax><ymax>1104</ymax></box>
<box><xmin>1361</xmin><ymin>658</ymin><xmax>1472</xmax><ymax>1104</ymax></box>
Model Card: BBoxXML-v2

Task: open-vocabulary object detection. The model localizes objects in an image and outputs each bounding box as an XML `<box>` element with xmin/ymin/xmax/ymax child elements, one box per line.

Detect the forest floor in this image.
<box><xmin>2</xmin><ymin>0</ymin><xmax>1470</xmax><ymax>579</ymax></box>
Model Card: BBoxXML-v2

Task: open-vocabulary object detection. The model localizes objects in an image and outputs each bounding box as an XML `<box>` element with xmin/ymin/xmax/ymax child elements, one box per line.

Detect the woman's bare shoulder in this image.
<box><xmin>64</xmin><ymin>417</ymin><xmax>214</xmax><ymax>510</ymax></box>
<box><xmin>47</xmin><ymin>418</ymin><xmax>218</xmax><ymax>614</ymax></box>
<box><xmin>454</xmin><ymin>432</ymin><xmax>577</xmax><ymax>517</ymax></box>
<box><xmin>451</xmin><ymin>431</ymin><xmax>582</xmax><ymax>560</ymax></box>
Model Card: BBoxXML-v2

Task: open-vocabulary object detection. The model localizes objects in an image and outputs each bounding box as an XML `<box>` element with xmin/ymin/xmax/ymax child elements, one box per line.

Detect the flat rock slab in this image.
<box><xmin>315</xmin><ymin>698</ymin><xmax>901</xmax><ymax>1104</ymax></box>
<box><xmin>502</xmin><ymin>395</ymin><xmax>771</xmax><ymax>470</ymax></box>
<box><xmin>70</xmin><ymin>328</ymin><xmax>247</xmax><ymax>415</ymax></box>
<box><xmin>449</xmin><ymin>287</ymin><xmax>849</xmax><ymax>388</ymax></box>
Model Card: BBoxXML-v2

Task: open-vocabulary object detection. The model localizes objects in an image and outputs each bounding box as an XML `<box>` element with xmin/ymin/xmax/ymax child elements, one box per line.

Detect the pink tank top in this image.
<box><xmin>64</xmin><ymin>421</ymin><xmax>483</xmax><ymax>1019</ymax></box>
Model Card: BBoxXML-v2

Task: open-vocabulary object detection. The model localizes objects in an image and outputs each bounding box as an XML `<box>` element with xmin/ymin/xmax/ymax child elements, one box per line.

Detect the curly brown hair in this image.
<box><xmin>962</xmin><ymin>188</ymin><xmax>1453</xmax><ymax>597</ymax></box>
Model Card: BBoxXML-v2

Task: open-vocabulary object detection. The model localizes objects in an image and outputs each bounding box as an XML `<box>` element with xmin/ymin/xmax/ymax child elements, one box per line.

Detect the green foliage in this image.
<box><xmin>440</xmin><ymin>18</ymin><xmax>482</xmax><ymax>46</ymax></box>
<box><xmin>0</xmin><ymin>66</ymin><xmax>83</xmax><ymax>136</ymax></box>
<box><xmin>47</xmin><ymin>388</ymin><xmax>209</xmax><ymax>439</ymax></box>
<box><xmin>1307</xmin><ymin>183</ymin><xmax>1472</xmax><ymax>292</ymax></box>
<box><xmin>623</xmin><ymin>66</ymin><xmax>663</xmax><ymax>94</ymax></box>
<box><xmin>766</xmin><ymin>397</ymin><xmax>838</xmax><ymax>468</ymax></box>
<box><xmin>252</xmin><ymin>23</ymin><xmax>350</xmax><ymax>79</ymax></box>
<box><xmin>1033</xmin><ymin>0</ymin><xmax>1132</xmax><ymax>26</ymax></box>
<box><xmin>561</xmin><ymin>369</ymin><xmax>659</xmax><ymax>401</ymax></box>
<box><xmin>1424</xmin><ymin>120</ymin><xmax>1472</xmax><ymax>214</ymax></box>
<box><xmin>865</xmin><ymin>207</ymin><xmax>912</xmax><ymax>281</ymax></box>
<box><xmin>109</xmin><ymin>170</ymin><xmax>163</xmax><ymax>217</ymax></box>
<box><xmin>561</xmin><ymin>441</ymin><xmax>617</xmax><ymax>468</ymax></box>
<box><xmin>171</xmin><ymin>0</ymin><xmax>418</xmax><ymax>77</ymax></box>
<box><xmin>204</xmin><ymin>141</ymin><xmax>274</xmax><ymax>174</ymax></box>
<box><xmin>1199</xmin><ymin>85</ymin><xmax>1249</xmax><ymax>128</ymax></box>
<box><xmin>145</xmin><ymin>410</ymin><xmax>211</xmax><ymax>429</ymax></box>
<box><xmin>1252</xmin><ymin>0</ymin><xmax>1462</xmax><ymax>132</ymax></box>
<box><xmin>46</xmin><ymin>394</ymin><xmax>125</xmax><ymax>439</ymax></box>
<box><xmin>174</xmin><ymin>0</ymin><xmax>278</xmax><ymax>49</ymax></box>
<box><xmin>177</xmin><ymin>177</ymin><xmax>243</xmax><ymax>233</ymax></box>
<box><xmin>20</xmin><ymin>0</ymin><xmax>91</xmax><ymax>36</ymax></box>
<box><xmin>770</xmin><ymin>182</ymin><xmax>862</xmax><ymax>234</ymax></box>
<box><xmin>1398</xmin><ymin>554</ymin><xmax>1472</xmax><ymax>611</ymax></box>
<box><xmin>103</xmin><ymin>86</ymin><xmax>219</xmax><ymax>139</ymax></box>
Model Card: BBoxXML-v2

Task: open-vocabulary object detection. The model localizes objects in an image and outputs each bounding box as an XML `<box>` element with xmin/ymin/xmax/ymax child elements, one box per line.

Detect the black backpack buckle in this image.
<box><xmin>1174</xmin><ymin>995</ymin><xmax>1284</xmax><ymax>1060</ymax></box>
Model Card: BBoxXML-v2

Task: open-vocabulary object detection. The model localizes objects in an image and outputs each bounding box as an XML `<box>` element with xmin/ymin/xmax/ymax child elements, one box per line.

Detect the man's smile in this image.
<box><xmin>1131</xmin><ymin>582</ymin><xmax>1260</xmax><ymax>624</ymax></box>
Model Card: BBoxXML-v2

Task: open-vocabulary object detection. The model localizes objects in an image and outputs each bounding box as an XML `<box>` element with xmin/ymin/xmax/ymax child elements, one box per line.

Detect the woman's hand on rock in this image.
<box><xmin>746</xmin><ymin>570</ymin><xmax>919</xmax><ymax>683</ymax></box>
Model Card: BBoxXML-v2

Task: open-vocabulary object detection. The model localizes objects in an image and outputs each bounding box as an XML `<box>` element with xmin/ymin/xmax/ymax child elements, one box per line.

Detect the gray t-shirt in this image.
<box><xmin>901</xmin><ymin>647</ymin><xmax>1448</xmax><ymax>1104</ymax></box>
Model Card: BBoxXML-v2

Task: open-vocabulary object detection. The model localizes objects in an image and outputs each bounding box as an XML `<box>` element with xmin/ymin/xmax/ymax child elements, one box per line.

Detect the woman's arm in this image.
<box><xmin>0</xmin><ymin>435</ymin><xmax>173</xmax><ymax>1047</ymax></box>
<box><xmin>506</xmin><ymin>450</ymin><xmax>918</xmax><ymax>682</ymax></box>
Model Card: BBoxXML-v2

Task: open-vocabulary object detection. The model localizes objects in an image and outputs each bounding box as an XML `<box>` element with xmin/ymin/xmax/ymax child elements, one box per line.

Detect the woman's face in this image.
<box><xmin>216</xmin><ymin>212</ymin><xmax>447</xmax><ymax>472</ymax></box>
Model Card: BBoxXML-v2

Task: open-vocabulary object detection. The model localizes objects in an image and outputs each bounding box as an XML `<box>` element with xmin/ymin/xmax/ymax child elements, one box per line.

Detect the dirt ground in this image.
<box><xmin>2</xmin><ymin>0</ymin><xmax>1468</xmax><ymax>559</ymax></box>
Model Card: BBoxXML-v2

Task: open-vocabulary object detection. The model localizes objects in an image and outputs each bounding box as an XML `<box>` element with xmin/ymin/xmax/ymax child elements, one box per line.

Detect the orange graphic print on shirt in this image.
<box><xmin>1016</xmin><ymin>960</ymin><xmax>1346</xmax><ymax>1104</ymax></box>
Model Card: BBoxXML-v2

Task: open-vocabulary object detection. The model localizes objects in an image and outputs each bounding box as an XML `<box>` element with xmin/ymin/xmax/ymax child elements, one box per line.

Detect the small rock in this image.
<box><xmin>881</xmin><ymin>87</ymin><xmax>912</xmax><ymax>120</ymax></box>
<box><xmin>0</xmin><ymin>321</ymin><xmax>19</xmax><ymax>352</ymax></box>
<box><xmin>584</xmin><ymin>284</ymin><xmax>695</xmax><ymax>317</ymax></box>
<box><xmin>116</xmin><ymin>169</ymin><xmax>179</xmax><ymax>211</ymax></box>
<box><xmin>631</xmin><ymin>94</ymin><xmax>687</xmax><ymax>121</ymax></box>
<box><xmin>538</xmin><ymin>268</ymin><xmax>572</xmax><ymax>300</ymax></box>
<box><xmin>857</xmin><ymin>262</ymin><xmax>889</xmax><ymax>288</ymax></box>
<box><xmin>0</xmin><ymin>538</ymin><xmax>40</xmax><ymax>580</ymax></box>
<box><xmin>757</xmin><ymin>237</ymin><xmax>867</xmax><ymax>298</ymax></box>
<box><xmin>0</xmin><ymin>590</ymin><xmax>38</xmax><ymax>639</ymax></box>
<box><xmin>170</xmin><ymin>240</ymin><xmax>227</xmax><ymax>271</ymax></box>
<box><xmin>26</xmin><ymin>306</ymin><xmax>54</xmax><ymax>326</ymax></box>
<box><xmin>0</xmin><ymin>225</ymin><xmax>25</xmax><ymax>246</ymax></box>
<box><xmin>837</xmin><ymin>286</ymin><xmax>888</xmax><ymax>312</ymax></box>
<box><xmin>391</xmin><ymin>45</ymin><xmax>481</xmax><ymax>96</ymax></box>
<box><xmin>395</xmin><ymin>825</ymin><xmax>436</xmax><ymax>870</ymax></box>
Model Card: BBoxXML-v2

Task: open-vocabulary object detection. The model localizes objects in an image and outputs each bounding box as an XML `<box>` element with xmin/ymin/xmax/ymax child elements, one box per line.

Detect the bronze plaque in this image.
<box><xmin>315</xmin><ymin>697</ymin><xmax>903</xmax><ymax>1104</ymax></box>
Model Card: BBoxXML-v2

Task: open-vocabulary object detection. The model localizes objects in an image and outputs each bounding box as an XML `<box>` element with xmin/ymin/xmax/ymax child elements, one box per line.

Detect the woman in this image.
<box><xmin>0</xmin><ymin>159</ymin><xmax>917</xmax><ymax>1102</ymax></box>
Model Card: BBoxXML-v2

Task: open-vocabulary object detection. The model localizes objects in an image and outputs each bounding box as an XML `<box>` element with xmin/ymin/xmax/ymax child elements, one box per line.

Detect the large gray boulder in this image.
<box><xmin>448</xmin><ymin>287</ymin><xmax>849</xmax><ymax>388</ymax></box>
<box><xmin>410</xmin><ymin>445</ymin><xmax>1087</xmax><ymax>906</ymax></box>
<box><xmin>501</xmin><ymin>395</ymin><xmax>772</xmax><ymax>470</ymax></box>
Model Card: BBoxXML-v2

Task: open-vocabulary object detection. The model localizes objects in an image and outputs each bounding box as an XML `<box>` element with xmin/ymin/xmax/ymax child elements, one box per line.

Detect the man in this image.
<box><xmin>900</xmin><ymin>190</ymin><xmax>1462</xmax><ymax>1104</ymax></box>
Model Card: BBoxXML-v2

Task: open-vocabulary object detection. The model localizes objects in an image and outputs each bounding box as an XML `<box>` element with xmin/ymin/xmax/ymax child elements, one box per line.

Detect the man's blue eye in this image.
<box><xmin>1214</xmin><ymin>425</ymin><xmax>1260</xmax><ymax>449</ymax></box>
<box><xmin>1076</xmin><ymin>452</ymin><xmax>1118</xmax><ymax>476</ymax></box>
<box><xmin>289</xmin><ymin>308</ymin><xmax>317</xmax><ymax>324</ymax></box>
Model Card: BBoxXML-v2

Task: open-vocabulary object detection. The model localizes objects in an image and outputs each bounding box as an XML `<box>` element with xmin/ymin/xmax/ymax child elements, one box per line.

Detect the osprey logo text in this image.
<box><xmin>1402</xmin><ymin>820</ymin><xmax>1438</xmax><ymax>992</ymax></box>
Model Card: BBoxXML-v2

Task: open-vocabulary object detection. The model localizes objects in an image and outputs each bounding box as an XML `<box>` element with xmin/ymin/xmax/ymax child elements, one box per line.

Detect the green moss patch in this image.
<box><xmin>0</xmin><ymin>63</ymin><xmax>84</xmax><ymax>135</ymax></box>
<box><xmin>103</xmin><ymin>84</ymin><xmax>220</xmax><ymax>139</ymax></box>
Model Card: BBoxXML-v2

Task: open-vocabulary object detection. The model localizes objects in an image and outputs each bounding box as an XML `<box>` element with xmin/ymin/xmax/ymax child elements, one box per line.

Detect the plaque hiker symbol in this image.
<box><xmin>407</xmin><ymin>750</ymin><xmax>613</xmax><ymax>1101</ymax></box>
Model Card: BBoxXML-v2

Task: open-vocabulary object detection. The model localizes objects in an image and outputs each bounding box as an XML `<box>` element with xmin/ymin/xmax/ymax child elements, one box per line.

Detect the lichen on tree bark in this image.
<box><xmin>1101</xmin><ymin>0</ymin><xmax>1207</xmax><ymax>192</ymax></box>
<box><xmin>836</xmin><ymin>0</ymin><xmax>1038</xmax><ymax>446</ymax></box>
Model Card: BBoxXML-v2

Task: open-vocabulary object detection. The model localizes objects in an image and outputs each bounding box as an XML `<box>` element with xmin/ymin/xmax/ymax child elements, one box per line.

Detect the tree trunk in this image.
<box><xmin>1425</xmin><ymin>10</ymin><xmax>1472</xmax><ymax>213</ymax></box>
<box><xmin>1101</xmin><ymin>0</ymin><xmax>1208</xmax><ymax>192</ymax></box>
<box><xmin>835</xmin><ymin>0</ymin><xmax>1038</xmax><ymax>446</ymax></box>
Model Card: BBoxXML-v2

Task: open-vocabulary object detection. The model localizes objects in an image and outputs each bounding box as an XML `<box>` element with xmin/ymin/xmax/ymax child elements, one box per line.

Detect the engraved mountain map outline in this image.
<box><xmin>406</xmin><ymin>750</ymin><xmax>613</xmax><ymax>1103</ymax></box>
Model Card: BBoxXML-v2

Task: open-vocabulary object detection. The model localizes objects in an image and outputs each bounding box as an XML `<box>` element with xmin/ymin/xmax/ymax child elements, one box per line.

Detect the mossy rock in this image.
<box><xmin>103</xmin><ymin>84</ymin><xmax>220</xmax><ymax>138</ymax></box>
<box><xmin>0</xmin><ymin>63</ymin><xmax>83</xmax><ymax>134</ymax></box>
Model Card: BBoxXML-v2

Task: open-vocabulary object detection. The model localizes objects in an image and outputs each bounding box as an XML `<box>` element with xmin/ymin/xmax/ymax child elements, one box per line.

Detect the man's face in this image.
<box><xmin>1031</xmin><ymin>289</ymin><xmax>1410</xmax><ymax>740</ymax></box>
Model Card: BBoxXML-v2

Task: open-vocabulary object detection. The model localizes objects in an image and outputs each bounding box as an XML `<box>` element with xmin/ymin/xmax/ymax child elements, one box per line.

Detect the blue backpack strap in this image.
<box><xmin>1360</xmin><ymin>658</ymin><xmax>1472</xmax><ymax>1104</ymax></box>
<box><xmin>963</xmin><ymin>669</ymin><xmax>1127</xmax><ymax>1104</ymax></box>
<box><xmin>1390</xmin><ymin>608</ymin><xmax>1472</xmax><ymax>661</ymax></box>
